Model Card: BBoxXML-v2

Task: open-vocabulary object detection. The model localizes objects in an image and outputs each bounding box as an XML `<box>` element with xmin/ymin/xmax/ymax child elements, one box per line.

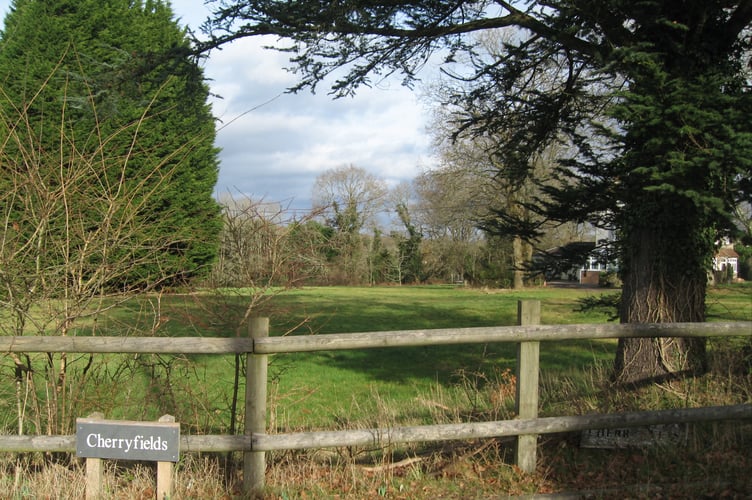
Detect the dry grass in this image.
<box><xmin>1</xmin><ymin>454</ymin><xmax>237</xmax><ymax>499</ymax></box>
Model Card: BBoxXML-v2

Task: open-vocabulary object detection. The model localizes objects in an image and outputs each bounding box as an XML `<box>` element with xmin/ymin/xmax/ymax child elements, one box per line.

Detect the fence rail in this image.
<box><xmin>1</xmin><ymin>304</ymin><xmax>750</xmax><ymax>496</ymax></box>
<box><xmin>0</xmin><ymin>321</ymin><xmax>745</xmax><ymax>354</ymax></box>
<box><xmin>4</xmin><ymin>404</ymin><xmax>749</xmax><ymax>453</ymax></box>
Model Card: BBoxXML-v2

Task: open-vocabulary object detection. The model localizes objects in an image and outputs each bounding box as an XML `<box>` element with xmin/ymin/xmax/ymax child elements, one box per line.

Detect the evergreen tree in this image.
<box><xmin>0</xmin><ymin>0</ymin><xmax>221</xmax><ymax>287</ymax></box>
<box><xmin>394</xmin><ymin>202</ymin><xmax>423</xmax><ymax>284</ymax></box>
<box><xmin>199</xmin><ymin>1</ymin><xmax>752</xmax><ymax>383</ymax></box>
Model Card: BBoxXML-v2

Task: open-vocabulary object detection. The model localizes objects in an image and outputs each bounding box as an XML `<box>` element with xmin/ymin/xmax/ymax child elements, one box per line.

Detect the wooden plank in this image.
<box><xmin>0</xmin><ymin>321</ymin><xmax>748</xmax><ymax>354</ymax></box>
<box><xmin>0</xmin><ymin>404</ymin><xmax>748</xmax><ymax>453</ymax></box>
<box><xmin>0</xmin><ymin>435</ymin><xmax>77</xmax><ymax>452</ymax></box>
<box><xmin>0</xmin><ymin>336</ymin><xmax>254</xmax><ymax>354</ymax></box>
<box><xmin>515</xmin><ymin>300</ymin><xmax>540</xmax><ymax>474</ymax></box>
<box><xmin>251</xmin><ymin>404</ymin><xmax>752</xmax><ymax>451</ymax></box>
<box><xmin>0</xmin><ymin>434</ymin><xmax>246</xmax><ymax>453</ymax></box>
<box><xmin>252</xmin><ymin>321</ymin><xmax>752</xmax><ymax>354</ymax></box>
<box><xmin>179</xmin><ymin>435</ymin><xmax>250</xmax><ymax>452</ymax></box>
<box><xmin>244</xmin><ymin>318</ymin><xmax>269</xmax><ymax>497</ymax></box>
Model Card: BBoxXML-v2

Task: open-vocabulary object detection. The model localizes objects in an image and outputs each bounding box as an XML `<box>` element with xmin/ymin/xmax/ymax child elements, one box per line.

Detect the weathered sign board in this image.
<box><xmin>76</xmin><ymin>418</ymin><xmax>180</xmax><ymax>462</ymax></box>
<box><xmin>580</xmin><ymin>423</ymin><xmax>683</xmax><ymax>449</ymax></box>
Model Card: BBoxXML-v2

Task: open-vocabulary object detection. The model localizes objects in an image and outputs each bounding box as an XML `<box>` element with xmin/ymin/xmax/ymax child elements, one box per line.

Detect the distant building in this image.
<box><xmin>712</xmin><ymin>245</ymin><xmax>739</xmax><ymax>279</ymax></box>
<box><xmin>536</xmin><ymin>240</ymin><xmax>617</xmax><ymax>285</ymax></box>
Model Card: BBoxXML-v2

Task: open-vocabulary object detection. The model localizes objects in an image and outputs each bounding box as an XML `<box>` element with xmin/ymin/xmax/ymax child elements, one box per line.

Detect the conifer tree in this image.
<box><xmin>0</xmin><ymin>0</ymin><xmax>221</xmax><ymax>287</ymax></box>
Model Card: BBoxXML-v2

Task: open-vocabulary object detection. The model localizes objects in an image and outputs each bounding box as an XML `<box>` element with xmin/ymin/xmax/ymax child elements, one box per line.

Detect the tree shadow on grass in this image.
<box><xmin>303</xmin><ymin>339</ymin><xmax>615</xmax><ymax>387</ymax></box>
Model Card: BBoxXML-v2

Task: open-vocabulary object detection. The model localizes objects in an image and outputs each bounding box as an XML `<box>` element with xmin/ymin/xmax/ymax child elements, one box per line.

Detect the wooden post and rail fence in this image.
<box><xmin>0</xmin><ymin>301</ymin><xmax>750</xmax><ymax>497</ymax></box>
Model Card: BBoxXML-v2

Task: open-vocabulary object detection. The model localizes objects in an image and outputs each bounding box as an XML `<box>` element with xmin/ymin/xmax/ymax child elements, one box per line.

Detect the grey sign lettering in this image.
<box><xmin>580</xmin><ymin>424</ymin><xmax>683</xmax><ymax>449</ymax></box>
<box><xmin>76</xmin><ymin>419</ymin><xmax>180</xmax><ymax>462</ymax></box>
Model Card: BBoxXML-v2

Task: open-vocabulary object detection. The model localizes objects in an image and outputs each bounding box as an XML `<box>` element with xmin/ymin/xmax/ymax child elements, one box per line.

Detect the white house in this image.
<box><xmin>713</xmin><ymin>245</ymin><xmax>739</xmax><ymax>278</ymax></box>
<box><xmin>537</xmin><ymin>240</ymin><xmax>617</xmax><ymax>285</ymax></box>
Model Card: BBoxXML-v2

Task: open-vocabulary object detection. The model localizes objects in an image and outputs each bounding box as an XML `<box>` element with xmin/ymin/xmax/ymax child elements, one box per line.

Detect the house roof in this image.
<box><xmin>716</xmin><ymin>247</ymin><xmax>739</xmax><ymax>258</ymax></box>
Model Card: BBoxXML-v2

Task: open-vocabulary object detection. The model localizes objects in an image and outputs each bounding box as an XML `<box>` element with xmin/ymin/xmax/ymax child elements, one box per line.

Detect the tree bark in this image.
<box><xmin>512</xmin><ymin>236</ymin><xmax>526</xmax><ymax>289</ymax></box>
<box><xmin>615</xmin><ymin>223</ymin><xmax>709</xmax><ymax>384</ymax></box>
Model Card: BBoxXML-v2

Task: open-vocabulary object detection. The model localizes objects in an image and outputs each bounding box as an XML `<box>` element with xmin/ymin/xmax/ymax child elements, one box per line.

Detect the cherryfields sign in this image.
<box><xmin>76</xmin><ymin>418</ymin><xmax>180</xmax><ymax>462</ymax></box>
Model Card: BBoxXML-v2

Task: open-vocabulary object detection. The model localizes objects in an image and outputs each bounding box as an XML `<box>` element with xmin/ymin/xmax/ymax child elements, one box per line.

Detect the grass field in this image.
<box><xmin>1</xmin><ymin>283</ymin><xmax>750</xmax><ymax>497</ymax></box>
<box><xmin>255</xmin><ymin>286</ymin><xmax>621</xmax><ymax>429</ymax></box>
<box><xmin>134</xmin><ymin>285</ymin><xmax>625</xmax><ymax>430</ymax></box>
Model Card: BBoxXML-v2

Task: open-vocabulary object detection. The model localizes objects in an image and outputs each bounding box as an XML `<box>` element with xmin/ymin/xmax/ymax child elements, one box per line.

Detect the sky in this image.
<box><xmin>0</xmin><ymin>1</ymin><xmax>435</xmax><ymax>214</ymax></box>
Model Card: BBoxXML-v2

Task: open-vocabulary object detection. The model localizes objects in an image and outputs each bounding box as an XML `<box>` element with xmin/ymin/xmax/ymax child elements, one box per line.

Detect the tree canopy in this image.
<box><xmin>0</xmin><ymin>0</ymin><xmax>221</xmax><ymax>287</ymax></box>
<box><xmin>199</xmin><ymin>1</ymin><xmax>752</xmax><ymax>382</ymax></box>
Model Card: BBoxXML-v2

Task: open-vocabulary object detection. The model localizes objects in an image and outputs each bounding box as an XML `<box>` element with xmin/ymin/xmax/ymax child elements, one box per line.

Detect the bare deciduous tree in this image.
<box><xmin>312</xmin><ymin>164</ymin><xmax>388</xmax><ymax>284</ymax></box>
<box><xmin>313</xmin><ymin>164</ymin><xmax>388</xmax><ymax>233</ymax></box>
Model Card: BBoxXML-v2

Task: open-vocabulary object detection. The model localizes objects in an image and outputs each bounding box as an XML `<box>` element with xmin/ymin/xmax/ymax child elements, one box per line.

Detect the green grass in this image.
<box><xmin>706</xmin><ymin>282</ymin><xmax>752</xmax><ymax>321</ymax></box>
<box><xmin>261</xmin><ymin>285</ymin><xmax>616</xmax><ymax>333</ymax></box>
<box><xmin>208</xmin><ymin>286</ymin><xmax>619</xmax><ymax>429</ymax></box>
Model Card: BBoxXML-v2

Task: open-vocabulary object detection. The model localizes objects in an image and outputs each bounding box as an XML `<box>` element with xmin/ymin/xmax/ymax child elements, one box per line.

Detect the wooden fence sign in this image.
<box><xmin>76</xmin><ymin>418</ymin><xmax>180</xmax><ymax>462</ymax></box>
<box><xmin>580</xmin><ymin>423</ymin><xmax>683</xmax><ymax>449</ymax></box>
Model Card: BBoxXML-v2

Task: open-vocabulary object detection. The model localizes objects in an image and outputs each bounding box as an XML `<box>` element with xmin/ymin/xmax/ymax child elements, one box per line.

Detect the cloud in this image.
<box><xmin>188</xmin><ymin>18</ymin><xmax>434</xmax><ymax>210</ymax></box>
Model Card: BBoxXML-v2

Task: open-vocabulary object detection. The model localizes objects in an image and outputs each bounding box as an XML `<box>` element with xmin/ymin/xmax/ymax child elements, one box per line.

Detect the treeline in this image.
<box><xmin>210</xmin><ymin>198</ymin><xmax>518</xmax><ymax>288</ymax></box>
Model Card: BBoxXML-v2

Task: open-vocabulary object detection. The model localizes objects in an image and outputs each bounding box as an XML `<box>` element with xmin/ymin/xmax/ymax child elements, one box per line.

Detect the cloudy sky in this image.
<box><xmin>0</xmin><ymin>1</ymin><xmax>435</xmax><ymax>213</ymax></box>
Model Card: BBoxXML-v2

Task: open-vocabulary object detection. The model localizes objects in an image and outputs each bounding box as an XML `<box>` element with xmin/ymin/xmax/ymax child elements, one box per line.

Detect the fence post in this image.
<box><xmin>244</xmin><ymin>317</ymin><xmax>269</xmax><ymax>497</ymax></box>
<box><xmin>157</xmin><ymin>414</ymin><xmax>175</xmax><ymax>499</ymax></box>
<box><xmin>515</xmin><ymin>300</ymin><xmax>540</xmax><ymax>474</ymax></box>
<box><xmin>84</xmin><ymin>412</ymin><xmax>105</xmax><ymax>500</ymax></box>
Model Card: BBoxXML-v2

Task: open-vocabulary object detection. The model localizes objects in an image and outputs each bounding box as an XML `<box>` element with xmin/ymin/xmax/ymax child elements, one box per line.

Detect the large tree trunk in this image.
<box><xmin>615</xmin><ymin>219</ymin><xmax>709</xmax><ymax>384</ymax></box>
